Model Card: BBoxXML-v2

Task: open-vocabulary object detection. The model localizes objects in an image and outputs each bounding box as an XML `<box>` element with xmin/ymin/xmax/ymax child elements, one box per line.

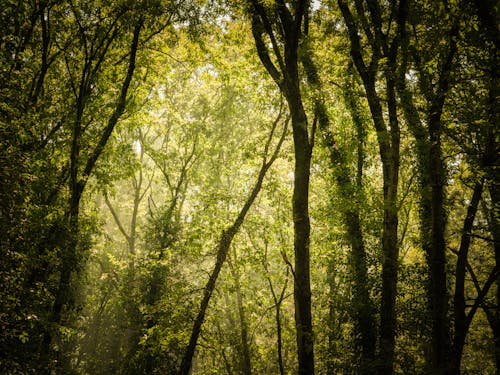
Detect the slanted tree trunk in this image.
<box><xmin>449</xmin><ymin>181</ymin><xmax>483</xmax><ymax>374</ymax></box>
<box><xmin>179</xmin><ymin>113</ymin><xmax>287</xmax><ymax>375</ymax></box>
<box><xmin>447</xmin><ymin>177</ymin><xmax>498</xmax><ymax>375</ymax></box>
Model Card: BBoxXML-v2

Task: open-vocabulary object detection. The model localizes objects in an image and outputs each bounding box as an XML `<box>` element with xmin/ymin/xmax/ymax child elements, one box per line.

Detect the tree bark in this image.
<box><xmin>289</xmin><ymin>84</ymin><xmax>314</xmax><ymax>375</ymax></box>
<box><xmin>395</xmin><ymin>4</ymin><xmax>473</xmax><ymax>372</ymax></box>
<box><xmin>407</xmin><ymin>15</ymin><xmax>458</xmax><ymax>372</ymax></box>
<box><xmin>426</xmin><ymin>98</ymin><xmax>450</xmax><ymax>375</ymax></box>
<box><xmin>343</xmin><ymin>72</ymin><xmax>377</xmax><ymax>373</ymax></box>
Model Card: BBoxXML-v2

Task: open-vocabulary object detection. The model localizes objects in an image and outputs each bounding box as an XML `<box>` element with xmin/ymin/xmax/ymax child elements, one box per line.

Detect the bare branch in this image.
<box><xmin>104</xmin><ymin>192</ymin><xmax>130</xmax><ymax>242</ymax></box>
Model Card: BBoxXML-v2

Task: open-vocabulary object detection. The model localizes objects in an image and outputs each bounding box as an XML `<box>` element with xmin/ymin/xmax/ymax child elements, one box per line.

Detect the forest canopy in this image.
<box><xmin>0</xmin><ymin>0</ymin><xmax>498</xmax><ymax>374</ymax></box>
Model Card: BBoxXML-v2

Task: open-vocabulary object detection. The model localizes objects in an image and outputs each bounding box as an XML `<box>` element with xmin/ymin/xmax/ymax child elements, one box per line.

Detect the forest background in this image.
<box><xmin>0</xmin><ymin>0</ymin><xmax>498</xmax><ymax>374</ymax></box>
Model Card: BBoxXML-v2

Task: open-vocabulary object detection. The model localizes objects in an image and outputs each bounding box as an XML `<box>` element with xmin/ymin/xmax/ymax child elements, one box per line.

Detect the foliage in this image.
<box><xmin>1</xmin><ymin>0</ymin><xmax>498</xmax><ymax>374</ymax></box>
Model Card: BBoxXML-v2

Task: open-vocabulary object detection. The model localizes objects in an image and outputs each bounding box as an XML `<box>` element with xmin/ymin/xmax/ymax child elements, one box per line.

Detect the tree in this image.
<box><xmin>397</xmin><ymin>0</ymin><xmax>498</xmax><ymax>371</ymax></box>
<box><xmin>249</xmin><ymin>1</ymin><xmax>315</xmax><ymax>373</ymax></box>
<box><xmin>0</xmin><ymin>1</ymin><xmax>194</xmax><ymax>371</ymax></box>
<box><xmin>179</xmin><ymin>107</ymin><xmax>288</xmax><ymax>375</ymax></box>
<box><xmin>338</xmin><ymin>1</ymin><xmax>407</xmax><ymax>372</ymax></box>
<box><xmin>0</xmin><ymin>2</ymin><xmax>147</xmax><ymax>371</ymax></box>
<box><xmin>2</xmin><ymin>1</ymin><xmax>499</xmax><ymax>373</ymax></box>
<box><xmin>300</xmin><ymin>29</ymin><xmax>377</xmax><ymax>369</ymax></box>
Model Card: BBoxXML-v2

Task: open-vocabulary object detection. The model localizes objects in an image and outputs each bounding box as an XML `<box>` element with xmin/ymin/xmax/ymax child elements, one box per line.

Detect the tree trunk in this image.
<box><xmin>398</xmin><ymin>10</ymin><xmax>460</xmax><ymax>371</ymax></box>
<box><xmin>288</xmin><ymin>87</ymin><xmax>315</xmax><ymax>375</ymax></box>
<box><xmin>276</xmin><ymin>301</ymin><xmax>285</xmax><ymax>375</ymax></box>
<box><xmin>426</xmin><ymin>105</ymin><xmax>450</xmax><ymax>374</ymax></box>
<box><xmin>262</xmin><ymin>240</ymin><xmax>289</xmax><ymax>375</ymax></box>
<box><xmin>398</xmin><ymin>84</ymin><xmax>452</xmax><ymax>374</ymax></box>
<box><xmin>344</xmin><ymin>75</ymin><xmax>377</xmax><ymax>373</ymax></box>
<box><xmin>337</xmin><ymin>2</ymin><xmax>407</xmax><ymax>372</ymax></box>
<box><xmin>378</xmin><ymin>142</ymin><xmax>400</xmax><ymax>375</ymax></box>
<box><xmin>250</xmin><ymin>2</ymin><xmax>314</xmax><ymax>372</ymax></box>
<box><xmin>179</xmin><ymin>115</ymin><xmax>286</xmax><ymax>375</ymax></box>
<box><xmin>449</xmin><ymin>181</ymin><xmax>483</xmax><ymax>374</ymax></box>
<box><xmin>346</xmin><ymin>211</ymin><xmax>377</xmax><ymax>372</ymax></box>
<box><xmin>301</xmin><ymin>46</ymin><xmax>377</xmax><ymax>374</ymax></box>
<box><xmin>488</xmin><ymin>182</ymin><xmax>500</xmax><ymax>373</ymax></box>
<box><xmin>229</xmin><ymin>255</ymin><xmax>252</xmax><ymax>375</ymax></box>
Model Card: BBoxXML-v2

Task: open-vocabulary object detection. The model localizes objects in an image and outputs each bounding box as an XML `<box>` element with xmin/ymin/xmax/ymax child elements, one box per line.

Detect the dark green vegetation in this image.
<box><xmin>0</xmin><ymin>0</ymin><xmax>498</xmax><ymax>374</ymax></box>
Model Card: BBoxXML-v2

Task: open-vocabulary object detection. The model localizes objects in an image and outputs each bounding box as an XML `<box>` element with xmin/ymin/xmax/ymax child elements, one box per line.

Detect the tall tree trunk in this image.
<box><xmin>485</xmin><ymin>45</ymin><xmax>500</xmax><ymax>374</ymax></box>
<box><xmin>288</xmin><ymin>84</ymin><xmax>314</xmax><ymax>375</ymax></box>
<box><xmin>338</xmin><ymin>2</ymin><xmax>407</xmax><ymax>372</ymax></box>
<box><xmin>378</xmin><ymin>53</ymin><xmax>402</xmax><ymax>375</ymax></box>
<box><xmin>377</xmin><ymin>121</ymin><xmax>400</xmax><ymax>375</ymax></box>
<box><xmin>399</xmin><ymin>84</ymin><xmax>453</xmax><ymax>374</ymax></box>
<box><xmin>422</xmin><ymin>23</ymin><xmax>458</xmax><ymax>374</ymax></box>
<box><xmin>301</xmin><ymin>45</ymin><xmax>377</xmax><ymax>373</ymax></box>
<box><xmin>399</xmin><ymin>8</ymin><xmax>461</xmax><ymax>371</ymax></box>
<box><xmin>250</xmin><ymin>2</ymin><xmax>314</xmax><ymax>372</ymax></box>
<box><xmin>426</xmin><ymin>100</ymin><xmax>450</xmax><ymax>375</ymax></box>
<box><xmin>344</xmin><ymin>74</ymin><xmax>377</xmax><ymax>373</ymax></box>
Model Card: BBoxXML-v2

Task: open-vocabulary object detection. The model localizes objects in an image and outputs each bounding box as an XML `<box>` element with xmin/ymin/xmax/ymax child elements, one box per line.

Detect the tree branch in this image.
<box><xmin>81</xmin><ymin>19</ymin><xmax>143</xmax><ymax>184</ymax></box>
